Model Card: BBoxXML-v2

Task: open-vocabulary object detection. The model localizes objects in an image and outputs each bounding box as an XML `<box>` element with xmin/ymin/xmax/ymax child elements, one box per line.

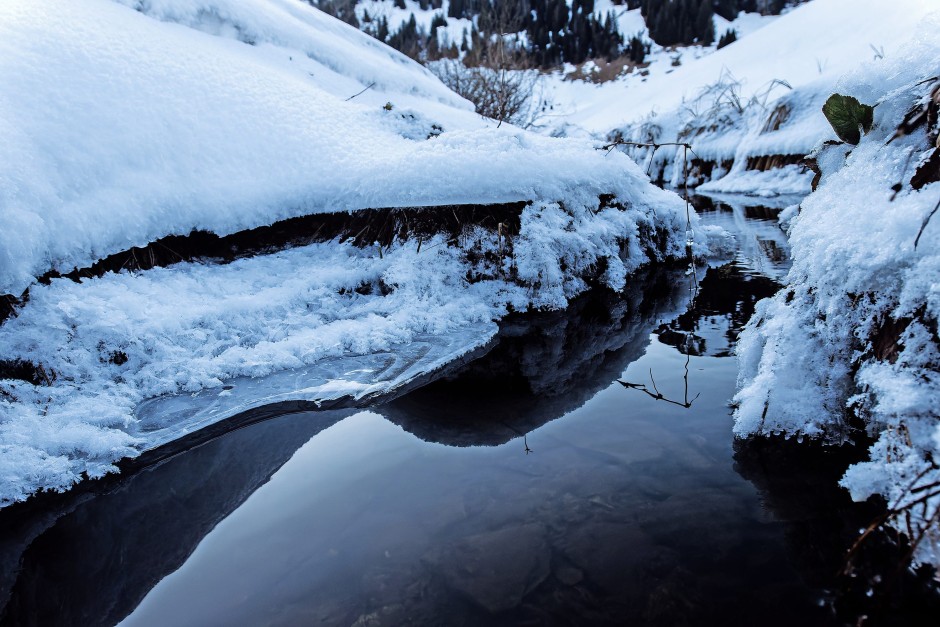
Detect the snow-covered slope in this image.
<box><xmin>546</xmin><ymin>5</ymin><xmax>779</xmax><ymax>124</ymax></box>
<box><xmin>0</xmin><ymin>0</ymin><xmax>672</xmax><ymax>297</ymax></box>
<box><xmin>734</xmin><ymin>25</ymin><xmax>940</xmax><ymax>566</ymax></box>
<box><xmin>573</xmin><ymin>0</ymin><xmax>935</xmax><ymax>134</ymax></box>
<box><xmin>573</xmin><ymin>0</ymin><xmax>940</xmax><ymax>196</ymax></box>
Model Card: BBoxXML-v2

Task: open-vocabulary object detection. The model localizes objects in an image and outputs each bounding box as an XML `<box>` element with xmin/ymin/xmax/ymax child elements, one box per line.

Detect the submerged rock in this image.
<box><xmin>423</xmin><ymin>523</ymin><xmax>550</xmax><ymax>613</ymax></box>
<box><xmin>557</xmin><ymin>521</ymin><xmax>676</xmax><ymax>596</ymax></box>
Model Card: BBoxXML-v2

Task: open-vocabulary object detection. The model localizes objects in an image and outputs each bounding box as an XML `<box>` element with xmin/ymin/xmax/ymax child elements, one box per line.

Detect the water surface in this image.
<box><xmin>2</xmin><ymin>197</ymin><xmax>937</xmax><ymax>626</ymax></box>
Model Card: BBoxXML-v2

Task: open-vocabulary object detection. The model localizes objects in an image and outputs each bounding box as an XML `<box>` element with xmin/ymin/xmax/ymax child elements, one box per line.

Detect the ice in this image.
<box><xmin>134</xmin><ymin>325</ymin><xmax>495</xmax><ymax>451</ymax></box>
<box><xmin>0</xmin><ymin>167</ymin><xmax>713</xmax><ymax>505</ymax></box>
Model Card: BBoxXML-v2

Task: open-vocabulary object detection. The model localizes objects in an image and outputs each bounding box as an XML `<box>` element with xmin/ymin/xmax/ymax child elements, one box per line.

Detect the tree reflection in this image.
<box><xmin>380</xmin><ymin>267</ymin><xmax>694</xmax><ymax>447</ymax></box>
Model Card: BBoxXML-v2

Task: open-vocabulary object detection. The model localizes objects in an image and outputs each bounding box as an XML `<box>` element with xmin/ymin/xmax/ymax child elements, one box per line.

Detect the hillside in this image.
<box><xmin>568</xmin><ymin>0</ymin><xmax>938</xmax><ymax>194</ymax></box>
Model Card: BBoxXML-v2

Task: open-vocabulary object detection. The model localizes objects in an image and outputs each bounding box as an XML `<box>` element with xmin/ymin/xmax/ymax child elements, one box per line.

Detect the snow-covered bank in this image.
<box><xmin>580</xmin><ymin>0</ymin><xmax>934</xmax><ymax>134</ymax></box>
<box><xmin>0</xmin><ymin>0</ymin><xmax>731</xmax><ymax>506</ymax></box>
<box><xmin>0</xmin><ymin>193</ymin><xmax>722</xmax><ymax>506</ymax></box>
<box><xmin>697</xmin><ymin>166</ymin><xmax>812</xmax><ymax>197</ymax></box>
<box><xmin>733</xmin><ymin>28</ymin><xmax>940</xmax><ymax>566</ymax></box>
<box><xmin>0</xmin><ymin>0</ymin><xmax>669</xmax><ymax>297</ymax></box>
<box><xmin>595</xmin><ymin>0</ymin><xmax>936</xmax><ymax>193</ymax></box>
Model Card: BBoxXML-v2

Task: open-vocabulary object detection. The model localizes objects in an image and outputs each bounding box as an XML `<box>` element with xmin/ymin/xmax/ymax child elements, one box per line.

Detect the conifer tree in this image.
<box><xmin>695</xmin><ymin>0</ymin><xmax>714</xmax><ymax>45</ymax></box>
<box><xmin>717</xmin><ymin>28</ymin><xmax>737</xmax><ymax>49</ymax></box>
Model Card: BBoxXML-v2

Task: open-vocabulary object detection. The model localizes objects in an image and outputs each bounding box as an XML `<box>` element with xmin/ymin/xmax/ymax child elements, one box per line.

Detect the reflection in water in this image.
<box><xmin>657</xmin><ymin>261</ymin><xmax>782</xmax><ymax>358</ymax></box>
<box><xmin>692</xmin><ymin>192</ymin><xmax>795</xmax><ymax>282</ymax></box>
<box><xmin>381</xmin><ymin>266</ymin><xmax>693</xmax><ymax>447</ymax></box>
<box><xmin>0</xmin><ymin>409</ymin><xmax>356</xmax><ymax>627</ymax></box>
<box><xmin>618</xmin><ymin>356</ymin><xmax>700</xmax><ymax>409</ymax></box>
<box><xmin>1</xmin><ymin>205</ymin><xmax>937</xmax><ymax>626</ymax></box>
<box><xmin>734</xmin><ymin>437</ymin><xmax>940</xmax><ymax>623</ymax></box>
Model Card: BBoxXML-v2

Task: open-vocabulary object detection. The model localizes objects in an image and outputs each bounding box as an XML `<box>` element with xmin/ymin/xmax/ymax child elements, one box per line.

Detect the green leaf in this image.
<box><xmin>822</xmin><ymin>94</ymin><xmax>874</xmax><ymax>145</ymax></box>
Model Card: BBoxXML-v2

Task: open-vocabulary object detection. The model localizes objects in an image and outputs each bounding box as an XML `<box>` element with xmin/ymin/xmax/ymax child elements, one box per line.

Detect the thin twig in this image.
<box><xmin>345</xmin><ymin>82</ymin><xmax>376</xmax><ymax>101</ymax></box>
<box><xmin>896</xmin><ymin>506</ymin><xmax>940</xmax><ymax>578</ymax></box>
<box><xmin>914</xmin><ymin>195</ymin><xmax>940</xmax><ymax>249</ymax></box>
<box><xmin>600</xmin><ymin>140</ymin><xmax>694</xmax><ymax>152</ymax></box>
<box><xmin>841</xmin><ymin>465</ymin><xmax>938</xmax><ymax>574</ymax></box>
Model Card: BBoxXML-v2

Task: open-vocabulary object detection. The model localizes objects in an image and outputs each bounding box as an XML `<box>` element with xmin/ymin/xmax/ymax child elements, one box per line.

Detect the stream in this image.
<box><xmin>1</xmin><ymin>195</ymin><xmax>937</xmax><ymax>626</ymax></box>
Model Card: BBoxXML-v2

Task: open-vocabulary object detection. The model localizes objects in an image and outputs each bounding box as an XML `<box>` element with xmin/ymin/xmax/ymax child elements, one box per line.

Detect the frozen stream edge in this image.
<box><xmin>134</xmin><ymin>324</ymin><xmax>496</xmax><ymax>452</ymax></box>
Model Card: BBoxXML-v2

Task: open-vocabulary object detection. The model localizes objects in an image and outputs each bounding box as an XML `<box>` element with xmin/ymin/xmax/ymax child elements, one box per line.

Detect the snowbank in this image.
<box><xmin>0</xmin><ymin>0</ymin><xmax>665</xmax><ymax>296</ymax></box>
<box><xmin>578</xmin><ymin>0</ymin><xmax>936</xmax><ymax>134</ymax></box>
<box><xmin>0</xmin><ymin>0</ymin><xmax>717</xmax><ymax>505</ymax></box>
<box><xmin>697</xmin><ymin>166</ymin><xmax>813</xmax><ymax>197</ymax></box>
<box><xmin>588</xmin><ymin>0</ymin><xmax>937</xmax><ymax>193</ymax></box>
<box><xmin>733</xmin><ymin>26</ymin><xmax>940</xmax><ymax>566</ymax></box>
<box><xmin>0</xmin><ymin>192</ymin><xmax>707</xmax><ymax>506</ymax></box>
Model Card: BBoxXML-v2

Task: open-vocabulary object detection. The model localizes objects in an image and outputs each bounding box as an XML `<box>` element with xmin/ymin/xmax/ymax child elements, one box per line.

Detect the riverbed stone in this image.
<box><xmin>554</xmin><ymin>565</ymin><xmax>584</xmax><ymax>586</ymax></box>
<box><xmin>423</xmin><ymin>523</ymin><xmax>550</xmax><ymax>613</ymax></box>
<box><xmin>557</xmin><ymin>521</ymin><xmax>677</xmax><ymax>595</ymax></box>
<box><xmin>635</xmin><ymin>489</ymin><xmax>747</xmax><ymax>557</ymax></box>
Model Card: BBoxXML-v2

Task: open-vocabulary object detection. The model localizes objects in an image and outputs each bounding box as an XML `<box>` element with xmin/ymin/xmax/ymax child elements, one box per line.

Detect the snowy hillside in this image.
<box><xmin>0</xmin><ymin>0</ymin><xmax>716</xmax><ymax>505</ymax></box>
<box><xmin>546</xmin><ymin>4</ymin><xmax>777</xmax><ymax>117</ymax></box>
<box><xmin>573</xmin><ymin>0</ymin><xmax>936</xmax><ymax>133</ymax></box>
<box><xmin>580</xmin><ymin>0</ymin><xmax>939</xmax><ymax>195</ymax></box>
<box><xmin>734</xmin><ymin>25</ymin><xmax>940</xmax><ymax>566</ymax></box>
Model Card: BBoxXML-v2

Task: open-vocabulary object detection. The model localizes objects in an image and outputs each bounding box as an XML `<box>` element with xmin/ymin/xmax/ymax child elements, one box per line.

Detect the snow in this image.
<box><xmin>539</xmin><ymin>0</ymin><xmax>937</xmax><ymax>197</ymax></box>
<box><xmin>9</xmin><ymin>1</ymin><xmax>936</xmax><ymax>571</ymax></box>
<box><xmin>355</xmin><ymin>0</ymin><xmax>474</xmax><ymax>51</ymax></box>
<box><xmin>0</xmin><ymin>0</ymin><xmax>724</xmax><ymax>505</ymax></box>
<box><xmin>733</xmin><ymin>23</ymin><xmax>940</xmax><ymax>566</ymax></box>
<box><xmin>0</xmin><ymin>187</ymin><xmax>707</xmax><ymax>505</ymax></box>
<box><xmin>713</xmin><ymin>10</ymin><xmax>778</xmax><ymax>40</ymax></box>
<box><xmin>352</xmin><ymin>0</ymin><xmax>649</xmax><ymax>53</ymax></box>
<box><xmin>698</xmin><ymin>165</ymin><xmax>813</xmax><ymax>197</ymax></box>
<box><xmin>594</xmin><ymin>2</ymin><xmax>647</xmax><ymax>39</ymax></box>
<box><xmin>570</xmin><ymin>0</ymin><xmax>937</xmax><ymax>134</ymax></box>
<box><xmin>0</xmin><ymin>0</ymin><xmax>675</xmax><ymax>297</ymax></box>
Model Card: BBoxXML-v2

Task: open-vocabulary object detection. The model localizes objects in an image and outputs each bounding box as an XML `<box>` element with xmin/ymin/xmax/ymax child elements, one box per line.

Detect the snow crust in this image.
<box><xmin>733</xmin><ymin>26</ymin><xmax>940</xmax><ymax>565</ymax></box>
<box><xmin>0</xmin><ymin>0</ymin><xmax>666</xmax><ymax>296</ymax></box>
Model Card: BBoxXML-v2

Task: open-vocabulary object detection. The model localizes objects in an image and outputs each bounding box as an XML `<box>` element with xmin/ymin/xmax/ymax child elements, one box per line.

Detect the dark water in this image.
<box><xmin>1</xmin><ymin>197</ymin><xmax>937</xmax><ymax>626</ymax></box>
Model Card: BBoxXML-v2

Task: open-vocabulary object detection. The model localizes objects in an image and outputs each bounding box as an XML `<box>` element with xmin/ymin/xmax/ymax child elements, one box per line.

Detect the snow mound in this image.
<box><xmin>733</xmin><ymin>25</ymin><xmax>940</xmax><ymax>566</ymax></box>
<box><xmin>0</xmin><ymin>0</ymin><xmax>666</xmax><ymax>296</ymax></box>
